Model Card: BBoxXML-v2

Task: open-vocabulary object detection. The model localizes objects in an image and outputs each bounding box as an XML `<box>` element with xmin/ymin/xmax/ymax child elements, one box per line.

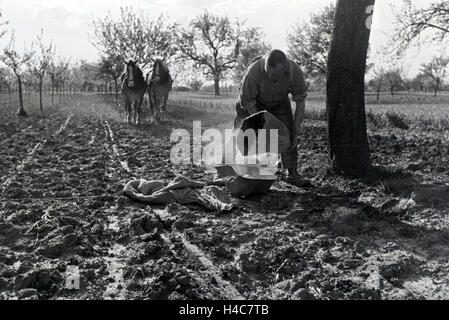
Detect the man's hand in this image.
<box><xmin>293</xmin><ymin>100</ymin><xmax>305</xmax><ymax>135</ymax></box>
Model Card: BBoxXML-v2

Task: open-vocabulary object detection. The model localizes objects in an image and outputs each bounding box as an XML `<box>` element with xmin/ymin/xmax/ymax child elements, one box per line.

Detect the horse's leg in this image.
<box><xmin>152</xmin><ymin>94</ymin><xmax>160</xmax><ymax>123</ymax></box>
<box><xmin>123</xmin><ymin>95</ymin><xmax>127</xmax><ymax>123</ymax></box>
<box><xmin>137</xmin><ymin>97</ymin><xmax>143</xmax><ymax>125</ymax></box>
<box><xmin>162</xmin><ymin>93</ymin><xmax>169</xmax><ymax>120</ymax></box>
<box><xmin>148</xmin><ymin>91</ymin><xmax>155</xmax><ymax>123</ymax></box>
<box><xmin>129</xmin><ymin>100</ymin><xmax>134</xmax><ymax>125</ymax></box>
<box><xmin>132</xmin><ymin>101</ymin><xmax>138</xmax><ymax>125</ymax></box>
<box><xmin>156</xmin><ymin>97</ymin><xmax>161</xmax><ymax>123</ymax></box>
<box><xmin>151</xmin><ymin>93</ymin><xmax>156</xmax><ymax>123</ymax></box>
<box><xmin>125</xmin><ymin>99</ymin><xmax>131</xmax><ymax>124</ymax></box>
<box><xmin>124</xmin><ymin>101</ymin><xmax>127</xmax><ymax>123</ymax></box>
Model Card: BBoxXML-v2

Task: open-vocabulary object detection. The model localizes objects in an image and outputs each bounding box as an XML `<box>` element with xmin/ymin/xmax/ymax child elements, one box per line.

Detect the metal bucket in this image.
<box><xmin>238</xmin><ymin>111</ymin><xmax>292</xmax><ymax>156</ymax></box>
<box><xmin>216</xmin><ymin>164</ymin><xmax>276</xmax><ymax>198</ymax></box>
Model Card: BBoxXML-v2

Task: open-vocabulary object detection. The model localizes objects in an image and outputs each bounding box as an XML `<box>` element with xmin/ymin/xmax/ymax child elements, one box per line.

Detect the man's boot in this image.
<box><xmin>286</xmin><ymin>169</ymin><xmax>312</xmax><ymax>188</ymax></box>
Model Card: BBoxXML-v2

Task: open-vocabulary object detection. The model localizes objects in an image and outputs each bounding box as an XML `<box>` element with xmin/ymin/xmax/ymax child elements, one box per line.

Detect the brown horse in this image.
<box><xmin>147</xmin><ymin>59</ymin><xmax>173</xmax><ymax>122</ymax></box>
<box><xmin>121</xmin><ymin>60</ymin><xmax>147</xmax><ymax>125</ymax></box>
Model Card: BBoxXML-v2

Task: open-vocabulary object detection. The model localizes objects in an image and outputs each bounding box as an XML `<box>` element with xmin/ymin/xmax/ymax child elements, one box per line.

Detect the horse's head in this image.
<box><xmin>125</xmin><ymin>60</ymin><xmax>141</xmax><ymax>88</ymax></box>
<box><xmin>152</xmin><ymin>59</ymin><xmax>169</xmax><ymax>85</ymax></box>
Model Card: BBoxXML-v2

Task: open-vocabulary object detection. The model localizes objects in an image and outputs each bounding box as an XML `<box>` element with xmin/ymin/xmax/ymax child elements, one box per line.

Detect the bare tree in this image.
<box><xmin>383</xmin><ymin>68</ymin><xmax>404</xmax><ymax>97</ymax></box>
<box><xmin>420</xmin><ymin>55</ymin><xmax>449</xmax><ymax>96</ymax></box>
<box><xmin>393</xmin><ymin>0</ymin><xmax>449</xmax><ymax>51</ymax></box>
<box><xmin>188</xmin><ymin>79</ymin><xmax>204</xmax><ymax>91</ymax></box>
<box><xmin>98</xmin><ymin>54</ymin><xmax>122</xmax><ymax>100</ymax></box>
<box><xmin>92</xmin><ymin>7</ymin><xmax>177</xmax><ymax>67</ymax></box>
<box><xmin>0</xmin><ymin>9</ymin><xmax>13</xmax><ymax>106</ymax></box>
<box><xmin>48</xmin><ymin>61</ymin><xmax>57</xmax><ymax>105</ymax></box>
<box><xmin>0</xmin><ymin>67</ymin><xmax>13</xmax><ymax>104</ymax></box>
<box><xmin>176</xmin><ymin>11</ymin><xmax>245</xmax><ymax>96</ymax></box>
<box><xmin>49</xmin><ymin>56</ymin><xmax>70</xmax><ymax>104</ymax></box>
<box><xmin>169</xmin><ymin>59</ymin><xmax>204</xmax><ymax>88</ymax></box>
<box><xmin>410</xmin><ymin>73</ymin><xmax>431</xmax><ymax>92</ymax></box>
<box><xmin>57</xmin><ymin>58</ymin><xmax>71</xmax><ymax>100</ymax></box>
<box><xmin>233</xmin><ymin>28</ymin><xmax>271</xmax><ymax>83</ymax></box>
<box><xmin>370</xmin><ymin>67</ymin><xmax>385</xmax><ymax>102</ymax></box>
<box><xmin>327</xmin><ymin>0</ymin><xmax>374</xmax><ymax>176</ymax></box>
<box><xmin>287</xmin><ymin>4</ymin><xmax>335</xmax><ymax>81</ymax></box>
<box><xmin>1</xmin><ymin>33</ymin><xmax>33</xmax><ymax>117</ymax></box>
<box><xmin>0</xmin><ymin>9</ymin><xmax>8</xmax><ymax>39</ymax></box>
<box><xmin>27</xmin><ymin>29</ymin><xmax>55</xmax><ymax>113</ymax></box>
<box><xmin>70</xmin><ymin>60</ymin><xmax>100</xmax><ymax>93</ymax></box>
<box><xmin>0</xmin><ymin>67</ymin><xmax>10</xmax><ymax>90</ymax></box>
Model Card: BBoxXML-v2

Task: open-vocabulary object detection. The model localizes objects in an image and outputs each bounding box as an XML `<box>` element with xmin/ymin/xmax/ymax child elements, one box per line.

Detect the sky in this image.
<box><xmin>0</xmin><ymin>0</ymin><xmax>442</xmax><ymax>78</ymax></box>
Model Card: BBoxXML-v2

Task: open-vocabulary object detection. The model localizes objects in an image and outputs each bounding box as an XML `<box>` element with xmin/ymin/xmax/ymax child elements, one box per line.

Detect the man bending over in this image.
<box><xmin>235</xmin><ymin>49</ymin><xmax>310</xmax><ymax>187</ymax></box>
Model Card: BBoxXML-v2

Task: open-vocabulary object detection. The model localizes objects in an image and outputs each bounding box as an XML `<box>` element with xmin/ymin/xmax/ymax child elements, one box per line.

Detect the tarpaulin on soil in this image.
<box><xmin>123</xmin><ymin>176</ymin><xmax>235</xmax><ymax>212</ymax></box>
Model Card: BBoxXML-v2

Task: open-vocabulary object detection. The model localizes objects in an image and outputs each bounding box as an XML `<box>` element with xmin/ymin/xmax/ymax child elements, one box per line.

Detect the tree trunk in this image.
<box><xmin>17</xmin><ymin>75</ymin><xmax>27</xmax><ymax>117</ymax></box>
<box><xmin>434</xmin><ymin>80</ymin><xmax>439</xmax><ymax>97</ymax></box>
<box><xmin>213</xmin><ymin>74</ymin><xmax>220</xmax><ymax>96</ymax></box>
<box><xmin>327</xmin><ymin>0</ymin><xmax>374</xmax><ymax>176</ymax></box>
<box><xmin>376</xmin><ymin>87</ymin><xmax>380</xmax><ymax>102</ymax></box>
<box><xmin>39</xmin><ymin>76</ymin><xmax>44</xmax><ymax>113</ymax></box>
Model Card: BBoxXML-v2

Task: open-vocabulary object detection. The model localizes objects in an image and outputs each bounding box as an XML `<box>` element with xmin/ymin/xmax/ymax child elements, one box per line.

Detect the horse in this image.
<box><xmin>121</xmin><ymin>60</ymin><xmax>147</xmax><ymax>125</ymax></box>
<box><xmin>147</xmin><ymin>59</ymin><xmax>173</xmax><ymax>122</ymax></box>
